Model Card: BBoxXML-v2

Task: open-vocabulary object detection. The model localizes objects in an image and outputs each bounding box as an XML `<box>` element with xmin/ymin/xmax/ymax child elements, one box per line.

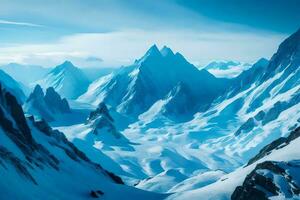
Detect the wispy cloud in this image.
<box><xmin>0</xmin><ymin>29</ymin><xmax>287</xmax><ymax>68</ymax></box>
<box><xmin>0</xmin><ymin>19</ymin><xmax>43</xmax><ymax>27</ymax></box>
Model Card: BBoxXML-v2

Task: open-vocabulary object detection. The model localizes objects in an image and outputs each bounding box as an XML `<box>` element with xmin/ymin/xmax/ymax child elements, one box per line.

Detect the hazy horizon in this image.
<box><xmin>0</xmin><ymin>0</ymin><xmax>299</xmax><ymax>68</ymax></box>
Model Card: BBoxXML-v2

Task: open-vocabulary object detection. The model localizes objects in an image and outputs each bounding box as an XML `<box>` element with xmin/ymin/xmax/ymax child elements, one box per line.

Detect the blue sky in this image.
<box><xmin>0</xmin><ymin>0</ymin><xmax>299</xmax><ymax>67</ymax></box>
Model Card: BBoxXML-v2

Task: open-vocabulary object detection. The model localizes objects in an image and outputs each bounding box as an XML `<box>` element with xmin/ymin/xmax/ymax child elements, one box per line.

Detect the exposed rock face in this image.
<box><xmin>234</xmin><ymin>91</ymin><xmax>300</xmax><ymax>136</ymax></box>
<box><xmin>90</xmin><ymin>190</ymin><xmax>104</xmax><ymax>198</ymax></box>
<box><xmin>232</xmin><ymin>126</ymin><xmax>300</xmax><ymax>200</ymax></box>
<box><xmin>85</xmin><ymin>102</ymin><xmax>132</xmax><ymax>148</ymax></box>
<box><xmin>247</xmin><ymin>127</ymin><xmax>300</xmax><ymax>165</ymax></box>
<box><xmin>0</xmin><ymin>83</ymin><xmax>59</xmax><ymax>176</ymax></box>
<box><xmin>0</xmin><ymin>146</ymin><xmax>37</xmax><ymax>184</ymax></box>
<box><xmin>234</xmin><ymin>118</ymin><xmax>256</xmax><ymax>136</ymax></box>
<box><xmin>87</xmin><ymin>102</ymin><xmax>119</xmax><ymax>137</ymax></box>
<box><xmin>23</xmin><ymin>85</ymin><xmax>70</xmax><ymax>121</ymax></box>
<box><xmin>0</xmin><ymin>83</ymin><xmax>124</xmax><ymax>192</ymax></box>
<box><xmin>232</xmin><ymin>160</ymin><xmax>300</xmax><ymax>200</ymax></box>
<box><xmin>29</xmin><ymin>117</ymin><xmax>90</xmax><ymax>163</ymax></box>
<box><xmin>88</xmin><ymin>102</ymin><xmax>113</xmax><ymax>122</ymax></box>
<box><xmin>44</xmin><ymin>87</ymin><xmax>70</xmax><ymax>113</ymax></box>
<box><xmin>79</xmin><ymin>45</ymin><xmax>230</xmax><ymax>117</ymax></box>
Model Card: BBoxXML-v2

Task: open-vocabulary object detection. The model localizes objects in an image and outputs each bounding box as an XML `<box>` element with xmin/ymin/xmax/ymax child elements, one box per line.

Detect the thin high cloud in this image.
<box><xmin>0</xmin><ymin>0</ymin><xmax>296</xmax><ymax>67</ymax></box>
<box><xmin>0</xmin><ymin>19</ymin><xmax>43</xmax><ymax>27</ymax></box>
<box><xmin>0</xmin><ymin>29</ymin><xmax>286</xmax><ymax>68</ymax></box>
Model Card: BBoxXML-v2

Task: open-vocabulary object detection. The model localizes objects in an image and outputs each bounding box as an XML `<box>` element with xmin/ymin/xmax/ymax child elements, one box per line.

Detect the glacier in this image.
<box><xmin>0</xmin><ymin>26</ymin><xmax>300</xmax><ymax>200</ymax></box>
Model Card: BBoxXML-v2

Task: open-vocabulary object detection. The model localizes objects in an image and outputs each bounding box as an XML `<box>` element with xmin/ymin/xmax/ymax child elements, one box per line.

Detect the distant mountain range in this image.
<box><xmin>204</xmin><ymin>60</ymin><xmax>252</xmax><ymax>78</ymax></box>
<box><xmin>0</xmin><ymin>63</ymin><xmax>50</xmax><ymax>86</ymax></box>
<box><xmin>23</xmin><ymin>85</ymin><xmax>71</xmax><ymax>122</ymax></box>
<box><xmin>0</xmin><ymin>82</ymin><xmax>164</xmax><ymax>199</ymax></box>
<box><xmin>79</xmin><ymin>45</ymin><xmax>229</xmax><ymax>119</ymax></box>
<box><xmin>0</xmin><ymin>27</ymin><xmax>300</xmax><ymax>200</ymax></box>
<box><xmin>36</xmin><ymin>61</ymin><xmax>91</xmax><ymax>99</ymax></box>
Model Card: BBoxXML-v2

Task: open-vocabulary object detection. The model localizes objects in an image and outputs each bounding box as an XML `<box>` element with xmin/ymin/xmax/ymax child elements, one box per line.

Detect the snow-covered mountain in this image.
<box><xmin>85</xmin><ymin>102</ymin><xmax>131</xmax><ymax>147</ymax></box>
<box><xmin>23</xmin><ymin>85</ymin><xmax>71</xmax><ymax>122</ymax></box>
<box><xmin>36</xmin><ymin>61</ymin><xmax>90</xmax><ymax>99</ymax></box>
<box><xmin>165</xmin><ymin>28</ymin><xmax>300</xmax><ymax>199</ymax></box>
<box><xmin>0</xmin><ymin>69</ymin><xmax>26</xmax><ymax>103</ymax></box>
<box><xmin>79</xmin><ymin>45</ymin><xmax>229</xmax><ymax>118</ymax></box>
<box><xmin>231</xmin><ymin>127</ymin><xmax>300</xmax><ymax>200</ymax></box>
<box><xmin>2</xmin><ymin>26</ymin><xmax>299</xmax><ymax>199</ymax></box>
<box><xmin>204</xmin><ymin>60</ymin><xmax>252</xmax><ymax>78</ymax></box>
<box><xmin>63</xmin><ymin>28</ymin><xmax>300</xmax><ymax>197</ymax></box>
<box><xmin>0</xmin><ymin>82</ymin><xmax>165</xmax><ymax>200</ymax></box>
<box><xmin>170</xmin><ymin>126</ymin><xmax>300</xmax><ymax>200</ymax></box>
<box><xmin>0</xmin><ymin>63</ymin><xmax>50</xmax><ymax>87</ymax></box>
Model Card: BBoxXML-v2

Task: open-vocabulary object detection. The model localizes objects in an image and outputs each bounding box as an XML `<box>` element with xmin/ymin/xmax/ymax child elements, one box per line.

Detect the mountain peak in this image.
<box><xmin>144</xmin><ymin>44</ymin><xmax>161</xmax><ymax>57</ymax></box>
<box><xmin>62</xmin><ymin>60</ymin><xmax>73</xmax><ymax>66</ymax></box>
<box><xmin>28</xmin><ymin>84</ymin><xmax>44</xmax><ymax>100</ymax></box>
<box><xmin>160</xmin><ymin>46</ymin><xmax>174</xmax><ymax>57</ymax></box>
<box><xmin>255</xmin><ymin>58</ymin><xmax>269</xmax><ymax>66</ymax></box>
<box><xmin>45</xmin><ymin>87</ymin><xmax>60</xmax><ymax>100</ymax></box>
<box><xmin>136</xmin><ymin>44</ymin><xmax>162</xmax><ymax>64</ymax></box>
<box><xmin>87</xmin><ymin>102</ymin><xmax>113</xmax><ymax>122</ymax></box>
<box><xmin>55</xmin><ymin>60</ymin><xmax>76</xmax><ymax>71</ymax></box>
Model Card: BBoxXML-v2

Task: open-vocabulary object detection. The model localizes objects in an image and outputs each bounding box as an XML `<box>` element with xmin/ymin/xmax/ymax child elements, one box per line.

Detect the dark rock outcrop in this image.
<box><xmin>248</xmin><ymin>127</ymin><xmax>300</xmax><ymax>165</ymax></box>
<box><xmin>44</xmin><ymin>87</ymin><xmax>70</xmax><ymax>113</ymax></box>
<box><xmin>24</xmin><ymin>85</ymin><xmax>70</xmax><ymax>121</ymax></box>
<box><xmin>87</xmin><ymin>102</ymin><xmax>113</xmax><ymax>122</ymax></box>
<box><xmin>232</xmin><ymin>160</ymin><xmax>300</xmax><ymax>200</ymax></box>
<box><xmin>0</xmin><ymin>84</ymin><xmax>124</xmax><ymax>186</ymax></box>
<box><xmin>105</xmin><ymin>170</ymin><xmax>124</xmax><ymax>184</ymax></box>
<box><xmin>90</xmin><ymin>190</ymin><xmax>104</xmax><ymax>198</ymax></box>
<box><xmin>86</xmin><ymin>102</ymin><xmax>119</xmax><ymax>137</ymax></box>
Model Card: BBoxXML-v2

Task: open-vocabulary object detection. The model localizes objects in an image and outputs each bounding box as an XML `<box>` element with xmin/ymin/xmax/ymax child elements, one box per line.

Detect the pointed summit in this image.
<box><xmin>147</xmin><ymin>44</ymin><xmax>160</xmax><ymax>53</ymax></box>
<box><xmin>36</xmin><ymin>60</ymin><xmax>90</xmax><ymax>99</ymax></box>
<box><xmin>56</xmin><ymin>60</ymin><xmax>76</xmax><ymax>71</ymax></box>
<box><xmin>27</xmin><ymin>84</ymin><xmax>44</xmax><ymax>102</ymax></box>
<box><xmin>139</xmin><ymin>44</ymin><xmax>161</xmax><ymax>62</ymax></box>
<box><xmin>87</xmin><ymin>102</ymin><xmax>113</xmax><ymax>122</ymax></box>
<box><xmin>32</xmin><ymin>84</ymin><xmax>44</xmax><ymax>96</ymax></box>
<box><xmin>24</xmin><ymin>86</ymin><xmax>70</xmax><ymax>121</ymax></box>
<box><xmin>62</xmin><ymin>60</ymin><xmax>73</xmax><ymax>65</ymax></box>
<box><xmin>160</xmin><ymin>46</ymin><xmax>174</xmax><ymax>57</ymax></box>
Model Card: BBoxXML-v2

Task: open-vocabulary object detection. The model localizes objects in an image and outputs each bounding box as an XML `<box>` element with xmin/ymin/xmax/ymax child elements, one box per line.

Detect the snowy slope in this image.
<box><xmin>36</xmin><ymin>61</ymin><xmax>90</xmax><ymax>99</ymax></box>
<box><xmin>182</xmin><ymin>28</ymin><xmax>300</xmax><ymax>164</ymax></box>
<box><xmin>79</xmin><ymin>45</ymin><xmax>229</xmax><ymax>118</ymax></box>
<box><xmin>169</xmin><ymin>127</ymin><xmax>300</xmax><ymax>200</ymax></box>
<box><xmin>63</xmin><ymin>29</ymin><xmax>300</xmax><ymax>196</ymax></box>
<box><xmin>0</xmin><ymin>69</ymin><xmax>26</xmax><ymax>103</ymax></box>
<box><xmin>0</xmin><ymin>83</ymin><xmax>166</xmax><ymax>200</ymax></box>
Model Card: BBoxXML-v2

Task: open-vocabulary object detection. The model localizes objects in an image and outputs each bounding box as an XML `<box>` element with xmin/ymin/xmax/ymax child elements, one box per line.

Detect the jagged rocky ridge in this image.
<box><xmin>232</xmin><ymin>127</ymin><xmax>300</xmax><ymax>200</ymax></box>
<box><xmin>230</xmin><ymin>29</ymin><xmax>300</xmax><ymax>137</ymax></box>
<box><xmin>231</xmin><ymin>160</ymin><xmax>300</xmax><ymax>200</ymax></box>
<box><xmin>23</xmin><ymin>85</ymin><xmax>70</xmax><ymax>121</ymax></box>
<box><xmin>79</xmin><ymin>45</ymin><xmax>230</xmax><ymax>119</ymax></box>
<box><xmin>247</xmin><ymin>127</ymin><xmax>300</xmax><ymax>165</ymax></box>
<box><xmin>164</xmin><ymin>28</ymin><xmax>300</xmax><ymax>200</ymax></box>
<box><xmin>86</xmin><ymin>102</ymin><xmax>131</xmax><ymax>146</ymax></box>
<box><xmin>0</xmin><ymin>83</ymin><xmax>164</xmax><ymax>199</ymax></box>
